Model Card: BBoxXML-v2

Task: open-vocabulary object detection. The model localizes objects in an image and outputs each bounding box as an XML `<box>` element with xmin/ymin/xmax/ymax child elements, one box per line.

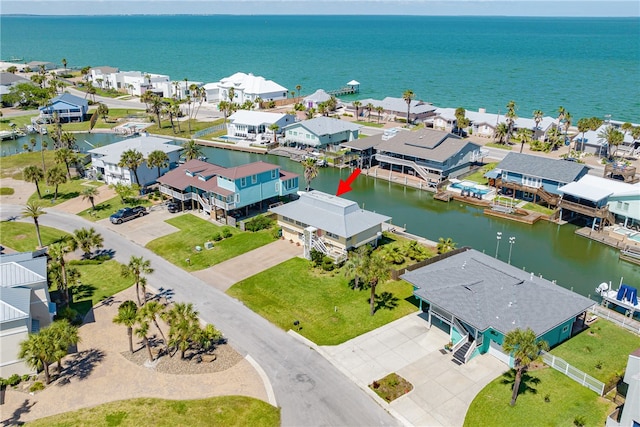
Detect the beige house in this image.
<box><xmin>0</xmin><ymin>250</ymin><xmax>54</xmax><ymax>377</ymax></box>
<box><xmin>270</xmin><ymin>190</ymin><xmax>391</xmax><ymax>262</ymax></box>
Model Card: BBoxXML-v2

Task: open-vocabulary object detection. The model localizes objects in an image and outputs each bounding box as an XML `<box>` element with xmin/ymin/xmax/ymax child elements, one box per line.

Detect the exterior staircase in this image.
<box><xmin>453</xmin><ymin>341</ymin><xmax>472</xmax><ymax>365</ymax></box>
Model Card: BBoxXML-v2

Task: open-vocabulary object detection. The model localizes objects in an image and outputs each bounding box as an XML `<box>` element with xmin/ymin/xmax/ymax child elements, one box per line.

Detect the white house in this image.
<box><xmin>88</xmin><ymin>68</ymin><xmax>172</xmax><ymax>97</ymax></box>
<box><xmin>283</xmin><ymin>116</ymin><xmax>361</xmax><ymax>151</ymax></box>
<box><xmin>0</xmin><ymin>250</ymin><xmax>54</xmax><ymax>377</ymax></box>
<box><xmin>303</xmin><ymin>89</ymin><xmax>332</xmax><ymax>109</ymax></box>
<box><xmin>88</xmin><ymin>135</ymin><xmax>183</xmax><ymax>187</ymax></box>
<box><xmin>203</xmin><ymin>72</ymin><xmax>288</xmax><ymax>105</ymax></box>
<box><xmin>347</xmin><ymin>97</ymin><xmax>437</xmax><ymax>123</ymax></box>
<box><xmin>573</xmin><ymin>124</ymin><xmax>638</xmax><ymax>156</ymax></box>
<box><xmin>226</xmin><ymin>111</ymin><xmax>295</xmax><ymax>141</ymax></box>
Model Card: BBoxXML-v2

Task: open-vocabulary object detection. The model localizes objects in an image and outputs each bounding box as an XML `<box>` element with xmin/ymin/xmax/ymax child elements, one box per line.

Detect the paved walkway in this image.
<box><xmin>0</xmin><ymin>286</ymin><xmax>268</xmax><ymax>425</ymax></box>
<box><xmin>319</xmin><ymin>313</ymin><xmax>508</xmax><ymax>427</ymax></box>
<box><xmin>193</xmin><ymin>238</ymin><xmax>302</xmax><ymax>291</ymax></box>
<box><xmin>53</xmin><ymin>184</ymin><xmax>116</xmax><ymax>214</ymax></box>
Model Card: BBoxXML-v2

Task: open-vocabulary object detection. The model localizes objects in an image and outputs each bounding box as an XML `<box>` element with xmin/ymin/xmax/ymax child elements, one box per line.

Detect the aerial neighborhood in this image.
<box><xmin>1</xmin><ymin>52</ymin><xmax>640</xmax><ymax>427</ymax></box>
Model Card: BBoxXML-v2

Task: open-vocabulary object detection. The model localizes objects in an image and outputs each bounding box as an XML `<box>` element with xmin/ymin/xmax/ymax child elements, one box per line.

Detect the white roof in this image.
<box><xmin>356</xmin><ymin>97</ymin><xmax>436</xmax><ymax>115</ymax></box>
<box><xmin>558</xmin><ymin>174</ymin><xmax>640</xmax><ymax>202</ymax></box>
<box><xmin>216</xmin><ymin>72</ymin><xmax>287</xmax><ymax>95</ymax></box>
<box><xmin>228</xmin><ymin>110</ymin><xmax>290</xmax><ymax>126</ymax></box>
<box><xmin>347</xmin><ymin>80</ymin><xmax>360</xmax><ymax>86</ymax></box>
<box><xmin>270</xmin><ymin>191</ymin><xmax>390</xmax><ymax>238</ymax></box>
<box><xmin>434</xmin><ymin>107</ymin><xmax>556</xmax><ymax>130</ymax></box>
<box><xmin>88</xmin><ymin>135</ymin><xmax>182</xmax><ymax>165</ymax></box>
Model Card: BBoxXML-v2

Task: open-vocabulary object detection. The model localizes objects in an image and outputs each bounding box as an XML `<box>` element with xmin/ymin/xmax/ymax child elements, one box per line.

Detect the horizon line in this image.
<box><xmin>3</xmin><ymin>13</ymin><xmax>639</xmax><ymax>18</ymax></box>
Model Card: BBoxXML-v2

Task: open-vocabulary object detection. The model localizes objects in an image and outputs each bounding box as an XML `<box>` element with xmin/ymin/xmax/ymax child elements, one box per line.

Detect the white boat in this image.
<box><xmin>596</xmin><ymin>280</ymin><xmax>640</xmax><ymax>314</ymax></box>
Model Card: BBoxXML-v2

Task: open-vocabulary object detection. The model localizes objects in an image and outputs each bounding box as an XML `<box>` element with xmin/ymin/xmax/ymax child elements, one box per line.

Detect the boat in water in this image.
<box><xmin>596</xmin><ymin>280</ymin><xmax>639</xmax><ymax>315</ymax></box>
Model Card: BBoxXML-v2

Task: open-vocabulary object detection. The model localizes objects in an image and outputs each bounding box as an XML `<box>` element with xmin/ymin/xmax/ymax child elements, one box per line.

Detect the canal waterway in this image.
<box><xmin>2</xmin><ymin>133</ymin><xmax>637</xmax><ymax>299</ymax></box>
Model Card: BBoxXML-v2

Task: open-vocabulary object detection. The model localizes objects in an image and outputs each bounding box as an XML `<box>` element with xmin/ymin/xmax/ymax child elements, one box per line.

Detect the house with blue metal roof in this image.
<box><xmin>0</xmin><ymin>250</ymin><xmax>54</xmax><ymax>377</ymax></box>
<box><xmin>39</xmin><ymin>93</ymin><xmax>89</xmax><ymax>123</ymax></box>
<box><xmin>402</xmin><ymin>248</ymin><xmax>595</xmax><ymax>365</ymax></box>
<box><xmin>485</xmin><ymin>152</ymin><xmax>590</xmax><ymax>206</ymax></box>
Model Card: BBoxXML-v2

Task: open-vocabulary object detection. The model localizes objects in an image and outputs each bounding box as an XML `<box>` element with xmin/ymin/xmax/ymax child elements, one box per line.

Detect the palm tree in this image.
<box><xmin>61</xmin><ymin>58</ymin><xmax>67</xmax><ymax>73</ymax></box>
<box><xmin>113</xmin><ymin>300</ymin><xmax>138</xmax><ymax>354</ymax></box>
<box><xmin>96</xmin><ymin>103</ymin><xmax>109</xmax><ymax>122</ymax></box>
<box><xmin>19</xmin><ymin>332</ymin><xmax>55</xmax><ymax>384</ymax></box>
<box><xmin>436</xmin><ymin>237</ymin><xmax>457</xmax><ymax>255</ymax></box>
<box><xmin>135</xmin><ymin>313</ymin><xmax>154</xmax><ymax>362</ymax></box>
<box><xmin>516</xmin><ymin>128</ymin><xmax>533</xmax><ymax>154</ymax></box>
<box><xmin>23</xmin><ymin>165</ymin><xmax>45</xmax><ymax>199</ymax></box>
<box><xmin>121</xmin><ymin>256</ymin><xmax>154</xmax><ymax>306</ymax></box>
<box><xmin>148</xmin><ymin>94</ymin><xmax>164</xmax><ymax>129</ymax></box>
<box><xmin>22</xmin><ymin>202</ymin><xmax>47</xmax><ymax>248</ymax></box>
<box><xmin>147</xmin><ymin>150</ymin><xmax>169</xmax><ymax>179</ymax></box>
<box><xmin>365</xmin><ymin>103</ymin><xmax>374</xmax><ymax>121</ymax></box>
<box><xmin>48</xmin><ymin>319</ymin><xmax>80</xmax><ymax>374</ymax></box>
<box><xmin>164</xmin><ymin>302</ymin><xmax>201</xmax><ymax>359</ymax></box>
<box><xmin>268</xmin><ymin>123</ymin><xmax>280</xmax><ymax>144</ymax></box>
<box><xmin>563</xmin><ymin>112</ymin><xmax>573</xmax><ymax>153</ymax></box>
<box><xmin>41</xmin><ymin>139</ymin><xmax>48</xmax><ymax>172</ymax></box>
<box><xmin>118</xmin><ymin>149</ymin><xmax>144</xmax><ymax>187</ymax></box>
<box><xmin>48</xmin><ymin>240</ymin><xmax>75</xmax><ymax>305</ymax></box>
<box><xmin>576</xmin><ymin>118</ymin><xmax>590</xmax><ymax>152</ymax></box>
<box><xmin>494</xmin><ymin>123</ymin><xmax>508</xmax><ymax>144</ymax></box>
<box><xmin>54</xmin><ymin>147</ymin><xmax>74</xmax><ymax>179</ymax></box>
<box><xmin>343</xmin><ymin>246</ymin><xmax>369</xmax><ymax>290</ymax></box>
<box><xmin>181</xmin><ymin>139</ymin><xmax>202</xmax><ymax>161</ymax></box>
<box><xmin>140</xmin><ymin>301</ymin><xmax>168</xmax><ymax>351</ymax></box>
<box><xmin>455</xmin><ymin>107</ymin><xmax>466</xmax><ymax>135</ymax></box>
<box><xmin>598</xmin><ymin>125</ymin><xmax>625</xmax><ymax>158</ymax></box>
<box><xmin>402</xmin><ymin>89</ymin><xmax>415</xmax><ymax>125</ymax></box>
<box><xmin>352</xmin><ymin>100</ymin><xmax>361</xmax><ymax>120</ymax></box>
<box><xmin>73</xmin><ymin>227</ymin><xmax>104</xmax><ymax>259</ymax></box>
<box><xmin>81</xmin><ymin>186</ymin><xmax>99</xmax><ymax>210</ymax></box>
<box><xmin>301</xmin><ymin>157</ymin><xmax>319</xmax><ymax>192</ymax></box>
<box><xmin>366</xmin><ymin>252</ymin><xmax>390</xmax><ymax>316</ymax></box>
<box><xmin>504</xmin><ymin>101</ymin><xmax>518</xmax><ymax>144</ymax></box>
<box><xmin>296</xmin><ymin>84</ymin><xmax>302</xmax><ymax>101</ymax></box>
<box><xmin>532</xmin><ymin>109</ymin><xmax>544</xmax><ymax>139</ymax></box>
<box><xmin>502</xmin><ymin>328</ymin><xmax>549</xmax><ymax>406</ymax></box>
<box><xmin>375</xmin><ymin>106</ymin><xmax>384</xmax><ymax>123</ymax></box>
<box><xmin>557</xmin><ymin>106</ymin><xmax>566</xmax><ymax>130</ymax></box>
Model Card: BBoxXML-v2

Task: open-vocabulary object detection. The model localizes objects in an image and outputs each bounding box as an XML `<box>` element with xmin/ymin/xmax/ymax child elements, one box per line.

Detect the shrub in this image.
<box><xmin>271</xmin><ymin>227</ymin><xmax>282</xmax><ymax>240</ymax></box>
<box><xmin>29</xmin><ymin>382</ymin><xmax>45</xmax><ymax>392</ymax></box>
<box><xmin>245</xmin><ymin>215</ymin><xmax>274</xmax><ymax>232</ymax></box>
<box><xmin>70</xmin><ymin>259</ymin><xmax>104</xmax><ymax>265</ymax></box>
<box><xmin>56</xmin><ymin>306</ymin><xmax>82</xmax><ymax>325</ymax></box>
<box><xmin>7</xmin><ymin>374</ymin><xmax>21</xmax><ymax>387</ymax></box>
<box><xmin>222</xmin><ymin>228</ymin><xmax>233</xmax><ymax>239</ymax></box>
<box><xmin>212</xmin><ymin>232</ymin><xmax>222</xmax><ymax>242</ymax></box>
<box><xmin>21</xmin><ymin>374</ymin><xmax>31</xmax><ymax>382</ymax></box>
<box><xmin>573</xmin><ymin>415</ymin><xmax>586</xmax><ymax>427</ymax></box>
<box><xmin>321</xmin><ymin>257</ymin><xmax>335</xmax><ymax>271</ymax></box>
<box><xmin>310</xmin><ymin>249</ymin><xmax>324</xmax><ymax>267</ymax></box>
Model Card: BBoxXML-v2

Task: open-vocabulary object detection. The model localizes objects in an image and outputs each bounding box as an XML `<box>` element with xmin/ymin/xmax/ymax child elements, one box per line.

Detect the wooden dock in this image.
<box><xmin>327</xmin><ymin>86</ymin><xmax>358</xmax><ymax>96</ymax></box>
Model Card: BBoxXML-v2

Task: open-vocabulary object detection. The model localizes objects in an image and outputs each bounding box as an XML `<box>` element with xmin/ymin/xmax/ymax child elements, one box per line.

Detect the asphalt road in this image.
<box><xmin>0</xmin><ymin>204</ymin><xmax>399</xmax><ymax>427</ymax></box>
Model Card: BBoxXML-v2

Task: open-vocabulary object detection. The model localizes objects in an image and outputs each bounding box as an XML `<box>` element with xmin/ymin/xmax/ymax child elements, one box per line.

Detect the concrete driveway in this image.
<box><xmin>98</xmin><ymin>207</ymin><xmax>180</xmax><ymax>246</ymax></box>
<box><xmin>320</xmin><ymin>312</ymin><xmax>508</xmax><ymax>427</ymax></box>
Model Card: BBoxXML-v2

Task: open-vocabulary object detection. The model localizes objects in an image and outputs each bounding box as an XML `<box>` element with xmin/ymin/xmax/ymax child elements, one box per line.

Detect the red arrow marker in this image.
<box><xmin>336</xmin><ymin>168</ymin><xmax>361</xmax><ymax>196</ymax></box>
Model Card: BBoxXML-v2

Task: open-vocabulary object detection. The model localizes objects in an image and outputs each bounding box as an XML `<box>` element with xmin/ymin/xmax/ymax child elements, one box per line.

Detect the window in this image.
<box><xmin>271</xmin><ymin>169</ymin><xmax>277</xmax><ymax>179</ymax></box>
<box><xmin>623</xmin><ymin>202</ymin><xmax>629</xmax><ymax>211</ymax></box>
<box><xmin>326</xmin><ymin>232</ymin><xmax>339</xmax><ymax>239</ymax></box>
<box><xmin>251</xmin><ymin>174</ymin><xmax>257</xmax><ymax>184</ymax></box>
<box><xmin>275</xmin><ymin>182</ymin><xmax>280</xmax><ymax>192</ymax></box>
<box><xmin>235</xmin><ymin>194</ymin><xmax>240</xmax><ymax>203</ymax></box>
<box><xmin>617</xmin><ymin>201</ymin><xmax>623</xmax><ymax>209</ymax></box>
<box><xmin>562</xmin><ymin>325</ymin><xmax>569</xmax><ymax>333</ymax></box>
<box><xmin>240</xmin><ymin>177</ymin><xmax>246</xmax><ymax>187</ymax></box>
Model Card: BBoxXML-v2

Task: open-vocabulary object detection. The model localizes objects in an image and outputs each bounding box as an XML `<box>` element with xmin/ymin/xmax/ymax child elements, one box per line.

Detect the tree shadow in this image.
<box><xmin>1</xmin><ymin>398</ymin><xmax>35</xmax><ymax>426</ymax></box>
<box><xmin>501</xmin><ymin>369</ymin><xmax>542</xmax><ymax>397</ymax></box>
<box><xmin>72</xmin><ymin>282</ymin><xmax>97</xmax><ymax>301</ymax></box>
<box><xmin>93</xmin><ymin>248</ymin><xmax>115</xmax><ymax>260</ymax></box>
<box><xmin>374</xmin><ymin>291</ymin><xmax>399</xmax><ymax>312</ymax></box>
<box><xmin>92</xmin><ymin>203</ymin><xmax>113</xmax><ymax>212</ymax></box>
<box><xmin>149</xmin><ymin>287</ymin><xmax>175</xmax><ymax>305</ymax></box>
<box><xmin>55</xmin><ymin>348</ymin><xmax>105</xmax><ymax>385</ymax></box>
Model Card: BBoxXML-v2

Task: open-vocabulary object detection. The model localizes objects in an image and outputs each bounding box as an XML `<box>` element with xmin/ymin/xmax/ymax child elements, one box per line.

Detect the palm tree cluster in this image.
<box><xmin>113</xmin><ymin>297</ymin><xmax>223</xmax><ymax>362</ymax></box>
<box><xmin>342</xmin><ymin>245</ymin><xmax>391</xmax><ymax>316</ymax></box>
<box><xmin>18</xmin><ymin>319</ymin><xmax>80</xmax><ymax>384</ymax></box>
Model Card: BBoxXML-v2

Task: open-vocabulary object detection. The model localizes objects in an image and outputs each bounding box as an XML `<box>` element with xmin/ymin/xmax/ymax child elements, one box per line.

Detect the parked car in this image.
<box><xmin>167</xmin><ymin>201</ymin><xmax>192</xmax><ymax>213</ymax></box>
<box><xmin>109</xmin><ymin>206</ymin><xmax>147</xmax><ymax>224</ymax></box>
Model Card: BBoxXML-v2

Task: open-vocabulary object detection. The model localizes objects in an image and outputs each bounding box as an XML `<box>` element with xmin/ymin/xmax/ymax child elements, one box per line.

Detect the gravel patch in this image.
<box><xmin>120</xmin><ymin>342</ymin><xmax>244</xmax><ymax>375</ymax></box>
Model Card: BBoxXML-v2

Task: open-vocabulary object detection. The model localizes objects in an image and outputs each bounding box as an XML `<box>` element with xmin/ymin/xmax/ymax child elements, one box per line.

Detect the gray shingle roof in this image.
<box><xmin>402</xmin><ymin>249</ymin><xmax>594</xmax><ymax>337</ymax></box>
<box><xmin>270</xmin><ymin>190</ymin><xmax>390</xmax><ymax>238</ymax></box>
<box><xmin>285</xmin><ymin>117</ymin><xmax>360</xmax><ymax>136</ymax></box>
<box><xmin>373</xmin><ymin>128</ymin><xmax>480</xmax><ymax>162</ymax></box>
<box><xmin>496</xmin><ymin>153</ymin><xmax>589</xmax><ymax>184</ymax></box>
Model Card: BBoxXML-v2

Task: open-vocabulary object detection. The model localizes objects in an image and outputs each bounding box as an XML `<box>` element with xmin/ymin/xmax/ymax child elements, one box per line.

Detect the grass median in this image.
<box><xmin>0</xmin><ymin>221</ymin><xmax>70</xmax><ymax>251</ymax></box>
<box><xmin>227</xmin><ymin>257</ymin><xmax>419</xmax><ymax>345</ymax></box>
<box><xmin>145</xmin><ymin>214</ymin><xmax>276</xmax><ymax>271</ymax></box>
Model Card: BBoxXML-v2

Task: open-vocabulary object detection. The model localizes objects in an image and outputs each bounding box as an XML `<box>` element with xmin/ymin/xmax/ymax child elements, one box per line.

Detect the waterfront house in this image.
<box><xmin>0</xmin><ymin>72</ymin><xmax>33</xmax><ymax>97</ymax></box>
<box><xmin>88</xmin><ymin>135</ymin><xmax>183</xmax><ymax>187</ymax></box>
<box><xmin>38</xmin><ymin>93</ymin><xmax>89</xmax><ymax>123</ymax></box>
<box><xmin>402</xmin><ymin>248</ymin><xmax>595</xmax><ymax>364</ymax></box>
<box><xmin>0</xmin><ymin>250</ymin><xmax>55</xmax><ymax>377</ymax></box>
<box><xmin>89</xmin><ymin>69</ymin><xmax>172</xmax><ymax>97</ymax></box>
<box><xmin>363</xmin><ymin>128</ymin><xmax>483</xmax><ymax>188</ymax></box>
<box><xmin>485</xmin><ymin>153</ymin><xmax>589</xmax><ymax>206</ymax></box>
<box><xmin>606</xmin><ymin>348</ymin><xmax>640</xmax><ymax>427</ymax></box>
<box><xmin>226</xmin><ymin>110</ymin><xmax>295</xmax><ymax>142</ymax></box>
<box><xmin>157</xmin><ymin>159</ymin><xmax>299</xmax><ymax>221</ymax></box>
<box><xmin>26</xmin><ymin>61</ymin><xmax>56</xmax><ymax>71</ymax></box>
<box><xmin>347</xmin><ymin>97</ymin><xmax>437</xmax><ymax>124</ymax></box>
<box><xmin>558</xmin><ymin>174</ymin><xmax>640</xmax><ymax>229</ymax></box>
<box><xmin>88</xmin><ymin>66</ymin><xmax>119</xmax><ymax>87</ymax></box>
<box><xmin>203</xmin><ymin>72</ymin><xmax>288</xmax><ymax>105</ymax></box>
<box><xmin>573</xmin><ymin>124</ymin><xmax>638</xmax><ymax>157</ymax></box>
<box><xmin>303</xmin><ymin>89</ymin><xmax>332</xmax><ymax>109</ymax></box>
<box><xmin>282</xmin><ymin>116</ymin><xmax>361</xmax><ymax>151</ymax></box>
<box><xmin>269</xmin><ymin>190</ymin><xmax>390</xmax><ymax>262</ymax></box>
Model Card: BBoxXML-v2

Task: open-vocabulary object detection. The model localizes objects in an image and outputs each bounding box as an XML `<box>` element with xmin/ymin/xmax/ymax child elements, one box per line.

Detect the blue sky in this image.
<box><xmin>2</xmin><ymin>1</ymin><xmax>639</xmax><ymax>17</ymax></box>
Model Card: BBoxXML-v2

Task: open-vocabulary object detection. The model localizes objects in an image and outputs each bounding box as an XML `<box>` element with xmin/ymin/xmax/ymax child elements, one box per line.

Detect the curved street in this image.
<box><xmin>0</xmin><ymin>204</ymin><xmax>399</xmax><ymax>427</ymax></box>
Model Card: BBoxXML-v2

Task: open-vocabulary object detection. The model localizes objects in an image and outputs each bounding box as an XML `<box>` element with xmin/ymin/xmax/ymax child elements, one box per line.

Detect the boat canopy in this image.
<box><xmin>616</xmin><ymin>284</ymin><xmax>638</xmax><ymax>306</ymax></box>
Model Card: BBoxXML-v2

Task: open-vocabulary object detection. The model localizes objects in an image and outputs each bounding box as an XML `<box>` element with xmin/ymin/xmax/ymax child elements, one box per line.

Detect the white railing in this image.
<box><xmin>590</xmin><ymin>305</ymin><xmax>640</xmax><ymax>334</ymax></box>
<box><xmin>541</xmin><ymin>350</ymin><xmax>605</xmax><ymax>395</ymax></box>
<box><xmin>375</xmin><ymin>154</ymin><xmax>442</xmax><ymax>183</ymax></box>
<box><xmin>452</xmin><ymin>334</ymin><xmax>468</xmax><ymax>354</ymax></box>
<box><xmin>197</xmin><ymin>194</ymin><xmax>211</xmax><ymax>213</ymax></box>
<box><xmin>464</xmin><ymin>341</ymin><xmax>476</xmax><ymax>363</ymax></box>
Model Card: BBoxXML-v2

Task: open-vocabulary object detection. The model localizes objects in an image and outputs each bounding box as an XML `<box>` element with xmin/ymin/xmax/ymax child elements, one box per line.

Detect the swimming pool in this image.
<box><xmin>613</xmin><ymin>227</ymin><xmax>640</xmax><ymax>242</ymax></box>
<box><xmin>450</xmin><ymin>181</ymin><xmax>492</xmax><ymax>195</ymax></box>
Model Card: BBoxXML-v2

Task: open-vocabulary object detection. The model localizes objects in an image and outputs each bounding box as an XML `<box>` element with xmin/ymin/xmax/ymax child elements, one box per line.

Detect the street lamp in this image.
<box><xmin>508</xmin><ymin>236</ymin><xmax>516</xmax><ymax>264</ymax></box>
<box><xmin>495</xmin><ymin>232</ymin><xmax>502</xmax><ymax>258</ymax></box>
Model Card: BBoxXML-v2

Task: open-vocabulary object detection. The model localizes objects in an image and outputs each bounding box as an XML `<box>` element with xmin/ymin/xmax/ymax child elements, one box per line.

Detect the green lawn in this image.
<box><xmin>77</xmin><ymin>195</ymin><xmax>153</xmax><ymax>222</ymax></box>
<box><xmin>145</xmin><ymin>117</ymin><xmax>225</xmax><ymax>138</ymax></box>
<box><xmin>521</xmin><ymin>202</ymin><xmax>555</xmax><ymax>215</ymax></box>
<box><xmin>464</xmin><ymin>367</ymin><xmax>615</xmax><ymax>427</ymax></box>
<box><xmin>353</xmin><ymin>120</ymin><xmax>385</xmax><ymax>128</ymax></box>
<box><xmin>550</xmin><ymin>319</ymin><xmax>640</xmax><ymax>385</ymax></box>
<box><xmin>0</xmin><ymin>150</ymin><xmax>58</xmax><ymax>179</ymax></box>
<box><xmin>26</xmin><ymin>396</ymin><xmax>280</xmax><ymax>427</ymax></box>
<box><xmin>68</xmin><ymin>259</ymin><xmax>133</xmax><ymax>317</ymax></box>
<box><xmin>27</xmin><ymin>178</ymin><xmax>104</xmax><ymax>207</ymax></box>
<box><xmin>0</xmin><ymin>187</ymin><xmax>15</xmax><ymax>195</ymax></box>
<box><xmin>227</xmin><ymin>257</ymin><xmax>419</xmax><ymax>345</ymax></box>
<box><xmin>145</xmin><ymin>214</ymin><xmax>276</xmax><ymax>271</ymax></box>
<box><xmin>463</xmin><ymin>162</ymin><xmax>498</xmax><ymax>185</ymax></box>
<box><xmin>485</xmin><ymin>142</ymin><xmax>513</xmax><ymax>150</ymax></box>
<box><xmin>0</xmin><ymin>221</ymin><xmax>70</xmax><ymax>251</ymax></box>
<box><xmin>0</xmin><ymin>113</ymin><xmax>39</xmax><ymax>131</ymax></box>
<box><xmin>50</xmin><ymin>108</ymin><xmax>147</xmax><ymax>132</ymax></box>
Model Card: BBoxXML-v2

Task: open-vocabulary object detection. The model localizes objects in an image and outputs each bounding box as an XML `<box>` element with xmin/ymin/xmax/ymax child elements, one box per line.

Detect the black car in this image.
<box><xmin>167</xmin><ymin>201</ymin><xmax>191</xmax><ymax>213</ymax></box>
<box><xmin>109</xmin><ymin>206</ymin><xmax>147</xmax><ymax>224</ymax></box>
